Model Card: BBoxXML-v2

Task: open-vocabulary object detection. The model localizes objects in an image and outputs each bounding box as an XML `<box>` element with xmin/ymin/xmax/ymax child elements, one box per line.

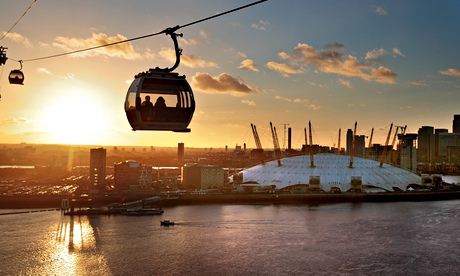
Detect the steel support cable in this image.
<box><xmin>0</xmin><ymin>0</ymin><xmax>38</xmax><ymax>41</ymax></box>
<box><xmin>12</xmin><ymin>0</ymin><xmax>267</xmax><ymax>63</ymax></box>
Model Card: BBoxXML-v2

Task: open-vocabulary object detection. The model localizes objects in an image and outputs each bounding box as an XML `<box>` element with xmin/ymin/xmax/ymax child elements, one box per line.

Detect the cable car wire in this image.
<box><xmin>12</xmin><ymin>0</ymin><xmax>267</xmax><ymax>63</ymax></box>
<box><xmin>0</xmin><ymin>0</ymin><xmax>38</xmax><ymax>41</ymax></box>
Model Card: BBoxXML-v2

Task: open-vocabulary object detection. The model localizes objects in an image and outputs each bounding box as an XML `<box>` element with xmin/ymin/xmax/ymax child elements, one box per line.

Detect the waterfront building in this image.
<box><xmin>438</xmin><ymin>133</ymin><xmax>460</xmax><ymax>158</ymax></box>
<box><xmin>89</xmin><ymin>148</ymin><xmax>106</xmax><ymax>193</ymax></box>
<box><xmin>182</xmin><ymin>164</ymin><xmax>225</xmax><ymax>190</ymax></box>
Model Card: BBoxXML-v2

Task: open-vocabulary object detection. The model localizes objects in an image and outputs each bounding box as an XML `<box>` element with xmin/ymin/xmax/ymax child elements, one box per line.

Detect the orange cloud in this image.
<box><xmin>266</xmin><ymin>61</ymin><xmax>303</xmax><ymax>77</ymax></box>
<box><xmin>191</xmin><ymin>72</ymin><xmax>260</xmax><ymax>96</ymax></box>
<box><xmin>241</xmin><ymin>100</ymin><xmax>256</xmax><ymax>106</ymax></box>
<box><xmin>440</xmin><ymin>68</ymin><xmax>460</xmax><ymax>77</ymax></box>
<box><xmin>52</xmin><ymin>33</ymin><xmax>141</xmax><ymax>59</ymax></box>
<box><xmin>339</xmin><ymin>78</ymin><xmax>352</xmax><ymax>88</ymax></box>
<box><xmin>3</xmin><ymin>32</ymin><xmax>32</xmax><ymax>48</ymax></box>
<box><xmin>275</xmin><ymin>96</ymin><xmax>310</xmax><ymax>104</ymax></box>
<box><xmin>238</xmin><ymin>59</ymin><xmax>259</xmax><ymax>72</ymax></box>
<box><xmin>159</xmin><ymin>48</ymin><xmax>218</xmax><ymax>69</ymax></box>
<box><xmin>271</xmin><ymin>43</ymin><xmax>398</xmax><ymax>84</ymax></box>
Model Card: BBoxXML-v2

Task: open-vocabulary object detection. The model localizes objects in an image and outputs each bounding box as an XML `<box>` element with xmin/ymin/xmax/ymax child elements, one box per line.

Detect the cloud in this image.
<box><xmin>37</xmin><ymin>68</ymin><xmax>52</xmax><ymax>75</ymax></box>
<box><xmin>271</xmin><ymin>43</ymin><xmax>397</xmax><ymax>84</ymax></box>
<box><xmin>191</xmin><ymin>72</ymin><xmax>260</xmax><ymax>96</ymax></box>
<box><xmin>266</xmin><ymin>61</ymin><xmax>303</xmax><ymax>77</ymax></box>
<box><xmin>180</xmin><ymin>37</ymin><xmax>204</xmax><ymax>45</ymax></box>
<box><xmin>52</xmin><ymin>33</ymin><xmax>141</xmax><ymax>59</ymax></box>
<box><xmin>374</xmin><ymin>6</ymin><xmax>387</xmax><ymax>16</ymax></box>
<box><xmin>407</xmin><ymin>81</ymin><xmax>428</xmax><ymax>87</ymax></box>
<box><xmin>238</xmin><ymin>59</ymin><xmax>259</xmax><ymax>72</ymax></box>
<box><xmin>339</xmin><ymin>78</ymin><xmax>352</xmax><ymax>88</ymax></box>
<box><xmin>365</xmin><ymin>48</ymin><xmax>387</xmax><ymax>61</ymax></box>
<box><xmin>440</xmin><ymin>68</ymin><xmax>460</xmax><ymax>77</ymax></box>
<box><xmin>241</xmin><ymin>100</ymin><xmax>256</xmax><ymax>106</ymax></box>
<box><xmin>275</xmin><ymin>96</ymin><xmax>292</xmax><ymax>102</ymax></box>
<box><xmin>399</xmin><ymin>105</ymin><xmax>413</xmax><ymax>109</ymax></box>
<box><xmin>275</xmin><ymin>95</ymin><xmax>310</xmax><ymax>104</ymax></box>
<box><xmin>251</xmin><ymin>20</ymin><xmax>270</xmax><ymax>30</ymax></box>
<box><xmin>393</xmin><ymin>48</ymin><xmax>405</xmax><ymax>57</ymax></box>
<box><xmin>180</xmin><ymin>30</ymin><xmax>209</xmax><ymax>45</ymax></box>
<box><xmin>0</xmin><ymin>117</ymin><xmax>31</xmax><ymax>125</ymax></box>
<box><xmin>159</xmin><ymin>48</ymin><xmax>218</xmax><ymax>69</ymax></box>
<box><xmin>3</xmin><ymin>32</ymin><xmax>32</xmax><ymax>48</ymax></box>
<box><xmin>324</xmin><ymin>43</ymin><xmax>345</xmax><ymax>50</ymax></box>
<box><xmin>308</xmin><ymin>104</ymin><xmax>320</xmax><ymax>110</ymax></box>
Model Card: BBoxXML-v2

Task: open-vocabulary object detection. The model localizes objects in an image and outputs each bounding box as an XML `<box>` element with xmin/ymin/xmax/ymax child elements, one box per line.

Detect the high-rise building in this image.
<box><xmin>438</xmin><ymin>133</ymin><xmax>460</xmax><ymax>157</ymax></box>
<box><xmin>399</xmin><ymin>133</ymin><xmax>418</xmax><ymax>173</ymax></box>
<box><xmin>90</xmin><ymin>148</ymin><xmax>106</xmax><ymax>192</ymax></box>
<box><xmin>417</xmin><ymin>126</ymin><xmax>435</xmax><ymax>164</ymax></box>
<box><xmin>354</xmin><ymin>135</ymin><xmax>366</xmax><ymax>157</ymax></box>
<box><xmin>178</xmin><ymin>143</ymin><xmax>185</xmax><ymax>166</ymax></box>
<box><xmin>114</xmin><ymin>160</ymin><xmax>141</xmax><ymax>190</ymax></box>
<box><xmin>434</xmin><ymin>128</ymin><xmax>449</xmax><ymax>157</ymax></box>
<box><xmin>346</xmin><ymin>129</ymin><xmax>353</xmax><ymax>155</ymax></box>
<box><xmin>453</xmin><ymin>114</ymin><xmax>460</xmax><ymax>133</ymax></box>
<box><xmin>435</xmin><ymin>129</ymin><xmax>448</xmax><ymax>158</ymax></box>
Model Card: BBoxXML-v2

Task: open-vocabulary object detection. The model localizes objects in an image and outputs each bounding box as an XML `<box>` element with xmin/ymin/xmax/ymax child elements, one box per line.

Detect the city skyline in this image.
<box><xmin>1</xmin><ymin>1</ymin><xmax>459</xmax><ymax>149</ymax></box>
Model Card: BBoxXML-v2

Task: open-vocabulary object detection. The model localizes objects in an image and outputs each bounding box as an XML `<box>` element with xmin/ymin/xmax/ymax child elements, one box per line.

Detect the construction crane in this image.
<box><xmin>277</xmin><ymin>123</ymin><xmax>290</xmax><ymax>150</ymax></box>
<box><xmin>349</xmin><ymin>121</ymin><xmax>357</xmax><ymax>168</ymax></box>
<box><xmin>270</xmin><ymin>122</ymin><xmax>282</xmax><ymax>166</ymax></box>
<box><xmin>388</xmin><ymin>125</ymin><xmax>403</xmax><ymax>165</ymax></box>
<box><xmin>393</xmin><ymin>125</ymin><xmax>407</xmax><ymax>164</ymax></box>
<box><xmin>365</xmin><ymin>128</ymin><xmax>374</xmax><ymax>159</ymax></box>
<box><xmin>304</xmin><ymin>128</ymin><xmax>308</xmax><ymax>154</ymax></box>
<box><xmin>309</xmin><ymin>121</ymin><xmax>315</xmax><ymax>167</ymax></box>
<box><xmin>380</xmin><ymin>123</ymin><xmax>393</xmax><ymax>167</ymax></box>
<box><xmin>337</xmin><ymin>128</ymin><xmax>341</xmax><ymax>155</ymax></box>
<box><xmin>251</xmin><ymin>123</ymin><xmax>265</xmax><ymax>165</ymax></box>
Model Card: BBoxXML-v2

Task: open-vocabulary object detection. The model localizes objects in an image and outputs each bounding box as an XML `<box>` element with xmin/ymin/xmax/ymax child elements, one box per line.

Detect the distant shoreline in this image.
<box><xmin>2</xmin><ymin>191</ymin><xmax>460</xmax><ymax>209</ymax></box>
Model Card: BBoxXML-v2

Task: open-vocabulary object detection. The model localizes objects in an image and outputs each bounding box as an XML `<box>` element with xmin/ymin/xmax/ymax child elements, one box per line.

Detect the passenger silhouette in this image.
<box><xmin>155</xmin><ymin>96</ymin><xmax>167</xmax><ymax>108</ymax></box>
<box><xmin>141</xmin><ymin>95</ymin><xmax>154</xmax><ymax>121</ymax></box>
<box><xmin>154</xmin><ymin>96</ymin><xmax>167</xmax><ymax>121</ymax></box>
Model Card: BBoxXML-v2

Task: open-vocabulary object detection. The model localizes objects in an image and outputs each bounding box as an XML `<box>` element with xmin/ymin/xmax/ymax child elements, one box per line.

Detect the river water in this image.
<box><xmin>1</xmin><ymin>200</ymin><xmax>460</xmax><ymax>276</ymax></box>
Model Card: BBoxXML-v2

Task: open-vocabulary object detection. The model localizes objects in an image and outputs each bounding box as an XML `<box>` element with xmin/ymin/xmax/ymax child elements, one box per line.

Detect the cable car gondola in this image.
<box><xmin>125</xmin><ymin>28</ymin><xmax>195</xmax><ymax>132</ymax></box>
<box><xmin>9</xmin><ymin>69</ymin><xmax>25</xmax><ymax>85</ymax></box>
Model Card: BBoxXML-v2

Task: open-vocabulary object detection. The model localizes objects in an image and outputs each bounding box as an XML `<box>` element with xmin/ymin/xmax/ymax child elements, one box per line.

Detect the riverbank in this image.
<box><xmin>163</xmin><ymin>191</ymin><xmax>460</xmax><ymax>206</ymax></box>
<box><xmin>2</xmin><ymin>190</ymin><xmax>460</xmax><ymax>209</ymax></box>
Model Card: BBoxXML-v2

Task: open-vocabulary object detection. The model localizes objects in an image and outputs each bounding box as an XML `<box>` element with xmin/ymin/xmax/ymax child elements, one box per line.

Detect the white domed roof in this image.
<box><xmin>239</xmin><ymin>153</ymin><xmax>421</xmax><ymax>192</ymax></box>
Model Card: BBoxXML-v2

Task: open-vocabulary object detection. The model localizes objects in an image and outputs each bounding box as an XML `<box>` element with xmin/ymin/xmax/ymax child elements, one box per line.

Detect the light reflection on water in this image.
<box><xmin>1</xmin><ymin>201</ymin><xmax>460</xmax><ymax>275</ymax></box>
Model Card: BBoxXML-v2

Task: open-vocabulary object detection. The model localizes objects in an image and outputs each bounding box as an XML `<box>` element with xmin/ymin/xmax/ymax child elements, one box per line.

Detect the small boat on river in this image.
<box><xmin>160</xmin><ymin>220</ymin><xmax>175</xmax><ymax>226</ymax></box>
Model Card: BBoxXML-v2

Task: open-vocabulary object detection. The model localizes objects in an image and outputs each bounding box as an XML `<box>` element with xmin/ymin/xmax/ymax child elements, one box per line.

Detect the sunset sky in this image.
<box><xmin>1</xmin><ymin>0</ymin><xmax>459</xmax><ymax>150</ymax></box>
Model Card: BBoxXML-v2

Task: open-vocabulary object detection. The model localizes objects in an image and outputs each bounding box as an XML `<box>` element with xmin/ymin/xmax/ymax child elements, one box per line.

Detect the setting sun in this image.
<box><xmin>38</xmin><ymin>87</ymin><xmax>110</xmax><ymax>144</ymax></box>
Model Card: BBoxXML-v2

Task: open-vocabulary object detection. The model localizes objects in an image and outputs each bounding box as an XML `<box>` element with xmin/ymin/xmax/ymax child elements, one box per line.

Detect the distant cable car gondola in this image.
<box><xmin>125</xmin><ymin>28</ymin><xmax>195</xmax><ymax>132</ymax></box>
<box><xmin>9</xmin><ymin>69</ymin><xmax>24</xmax><ymax>85</ymax></box>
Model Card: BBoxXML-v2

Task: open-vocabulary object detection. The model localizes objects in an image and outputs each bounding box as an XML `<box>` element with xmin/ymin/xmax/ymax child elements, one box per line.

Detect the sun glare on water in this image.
<box><xmin>38</xmin><ymin>87</ymin><xmax>110</xmax><ymax>145</ymax></box>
